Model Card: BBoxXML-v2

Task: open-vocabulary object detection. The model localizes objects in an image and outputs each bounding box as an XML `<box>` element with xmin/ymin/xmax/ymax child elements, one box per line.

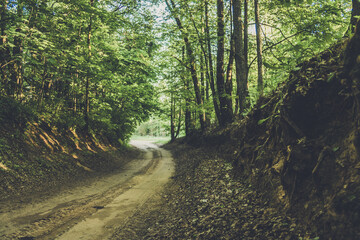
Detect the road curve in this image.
<box><xmin>0</xmin><ymin>140</ymin><xmax>174</xmax><ymax>240</ymax></box>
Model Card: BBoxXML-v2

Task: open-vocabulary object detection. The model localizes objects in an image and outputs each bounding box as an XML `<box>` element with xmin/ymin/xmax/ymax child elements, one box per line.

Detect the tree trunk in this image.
<box><xmin>200</xmin><ymin>53</ymin><xmax>205</xmax><ymax>105</ymax></box>
<box><xmin>0</xmin><ymin>0</ymin><xmax>9</xmax><ymax>94</ymax></box>
<box><xmin>185</xmin><ymin>89</ymin><xmax>192</xmax><ymax>137</ymax></box>
<box><xmin>351</xmin><ymin>0</ymin><xmax>360</xmax><ymax>34</ymax></box>
<box><xmin>11</xmin><ymin>0</ymin><xmax>24</xmax><ymax>99</ymax></box>
<box><xmin>254</xmin><ymin>0</ymin><xmax>264</xmax><ymax>95</ymax></box>
<box><xmin>200</xmin><ymin>52</ymin><xmax>210</xmax><ymax>127</ymax></box>
<box><xmin>205</xmin><ymin>0</ymin><xmax>221</xmax><ymax>124</ymax></box>
<box><xmin>217</xmin><ymin>0</ymin><xmax>233</xmax><ymax>126</ymax></box>
<box><xmin>165</xmin><ymin>0</ymin><xmax>206</xmax><ymax>132</ymax></box>
<box><xmin>74</xmin><ymin>26</ymin><xmax>82</xmax><ymax>115</ymax></box>
<box><xmin>244</xmin><ymin>0</ymin><xmax>249</xmax><ymax>98</ymax></box>
<box><xmin>170</xmin><ymin>92</ymin><xmax>175</xmax><ymax>141</ymax></box>
<box><xmin>0</xmin><ymin>0</ymin><xmax>6</xmax><ymax>47</ymax></box>
<box><xmin>84</xmin><ymin>0</ymin><xmax>94</xmax><ymax>132</ymax></box>
<box><xmin>175</xmin><ymin>101</ymin><xmax>182</xmax><ymax>138</ymax></box>
<box><xmin>233</xmin><ymin>0</ymin><xmax>248</xmax><ymax>114</ymax></box>
<box><xmin>201</xmin><ymin>12</ymin><xmax>211</xmax><ymax>127</ymax></box>
<box><xmin>225</xmin><ymin>35</ymin><xmax>235</xmax><ymax>114</ymax></box>
<box><xmin>186</xmin><ymin>1</ymin><xmax>213</xmax><ymax>127</ymax></box>
<box><xmin>183</xmin><ymin>46</ymin><xmax>192</xmax><ymax>137</ymax></box>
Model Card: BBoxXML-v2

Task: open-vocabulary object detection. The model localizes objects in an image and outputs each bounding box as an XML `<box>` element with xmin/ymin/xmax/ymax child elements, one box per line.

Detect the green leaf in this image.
<box><xmin>258</xmin><ymin>117</ymin><xmax>270</xmax><ymax>125</ymax></box>
<box><xmin>327</xmin><ymin>72</ymin><xmax>335</xmax><ymax>83</ymax></box>
<box><xmin>263</xmin><ymin>61</ymin><xmax>281</xmax><ymax>70</ymax></box>
<box><xmin>332</xmin><ymin>147</ymin><xmax>339</xmax><ymax>152</ymax></box>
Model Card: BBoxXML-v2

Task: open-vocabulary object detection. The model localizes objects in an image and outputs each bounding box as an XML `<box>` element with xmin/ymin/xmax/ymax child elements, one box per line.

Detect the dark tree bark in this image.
<box><xmin>0</xmin><ymin>0</ymin><xmax>9</xmax><ymax>95</ymax></box>
<box><xmin>224</xmin><ymin>0</ymin><xmax>234</xmax><ymax>116</ymax></box>
<box><xmin>200</xmin><ymin>53</ymin><xmax>205</xmax><ymax>104</ymax></box>
<box><xmin>351</xmin><ymin>0</ymin><xmax>360</xmax><ymax>34</ymax></box>
<box><xmin>181</xmin><ymin>46</ymin><xmax>192</xmax><ymax>137</ymax></box>
<box><xmin>344</xmin><ymin>19</ymin><xmax>360</xmax><ymax>78</ymax></box>
<box><xmin>254</xmin><ymin>0</ymin><xmax>264</xmax><ymax>95</ymax></box>
<box><xmin>165</xmin><ymin>0</ymin><xmax>206</xmax><ymax>132</ymax></box>
<box><xmin>170</xmin><ymin>92</ymin><xmax>175</xmax><ymax>141</ymax></box>
<box><xmin>217</xmin><ymin>0</ymin><xmax>233</xmax><ymax>126</ymax></box>
<box><xmin>233</xmin><ymin>0</ymin><xmax>248</xmax><ymax>114</ymax></box>
<box><xmin>185</xmin><ymin>1</ymin><xmax>213</xmax><ymax>127</ymax></box>
<box><xmin>185</xmin><ymin>84</ymin><xmax>192</xmax><ymax>136</ymax></box>
<box><xmin>225</xmin><ymin>35</ymin><xmax>235</xmax><ymax>114</ymax></box>
<box><xmin>244</xmin><ymin>0</ymin><xmax>249</xmax><ymax>94</ymax></box>
<box><xmin>0</xmin><ymin>0</ymin><xmax>6</xmax><ymax>46</ymax></box>
<box><xmin>175</xmin><ymin>100</ymin><xmax>182</xmax><ymax>138</ymax></box>
<box><xmin>185</xmin><ymin>4</ymin><xmax>211</xmax><ymax>127</ymax></box>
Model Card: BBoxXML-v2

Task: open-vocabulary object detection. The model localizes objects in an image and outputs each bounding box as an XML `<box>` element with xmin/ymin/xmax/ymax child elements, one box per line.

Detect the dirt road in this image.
<box><xmin>0</xmin><ymin>140</ymin><xmax>174</xmax><ymax>240</ymax></box>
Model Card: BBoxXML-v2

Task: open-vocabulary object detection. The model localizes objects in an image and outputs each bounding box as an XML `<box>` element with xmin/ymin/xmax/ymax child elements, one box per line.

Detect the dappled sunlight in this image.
<box><xmin>0</xmin><ymin>162</ymin><xmax>9</xmax><ymax>171</ymax></box>
<box><xmin>39</xmin><ymin>134</ymin><xmax>54</xmax><ymax>151</ymax></box>
<box><xmin>76</xmin><ymin>162</ymin><xmax>93</xmax><ymax>172</ymax></box>
<box><xmin>70</xmin><ymin>129</ymin><xmax>82</xmax><ymax>150</ymax></box>
<box><xmin>85</xmin><ymin>142</ymin><xmax>96</xmax><ymax>153</ymax></box>
<box><xmin>0</xmin><ymin>0</ymin><xmax>358</xmax><ymax>239</ymax></box>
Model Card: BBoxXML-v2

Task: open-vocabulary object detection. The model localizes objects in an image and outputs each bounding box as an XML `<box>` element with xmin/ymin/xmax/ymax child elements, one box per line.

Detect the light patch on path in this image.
<box><xmin>56</xmin><ymin>144</ymin><xmax>173</xmax><ymax>240</ymax></box>
<box><xmin>0</xmin><ymin>140</ymin><xmax>174</xmax><ymax>240</ymax></box>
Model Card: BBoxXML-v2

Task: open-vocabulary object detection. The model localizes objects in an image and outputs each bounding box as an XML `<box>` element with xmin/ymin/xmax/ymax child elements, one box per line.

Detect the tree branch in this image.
<box><xmin>172</xmin><ymin>55</ymin><xmax>191</xmax><ymax>70</ymax></box>
<box><xmin>249</xmin><ymin>30</ymin><xmax>306</xmax><ymax>69</ymax></box>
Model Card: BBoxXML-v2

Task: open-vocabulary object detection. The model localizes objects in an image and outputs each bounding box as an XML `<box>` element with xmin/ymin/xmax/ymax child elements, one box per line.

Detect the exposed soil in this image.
<box><xmin>0</xmin><ymin>121</ymin><xmax>139</xmax><ymax>204</ymax></box>
<box><xmin>0</xmin><ymin>140</ymin><xmax>174</xmax><ymax>240</ymax></box>
<box><xmin>181</xmin><ymin>40</ymin><xmax>360</xmax><ymax>239</ymax></box>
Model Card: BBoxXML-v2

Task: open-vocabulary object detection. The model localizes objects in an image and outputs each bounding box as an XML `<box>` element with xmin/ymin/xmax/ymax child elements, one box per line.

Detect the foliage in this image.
<box><xmin>134</xmin><ymin>117</ymin><xmax>171</xmax><ymax>137</ymax></box>
<box><xmin>0</xmin><ymin>0</ymin><xmax>355</xmax><ymax>139</ymax></box>
<box><xmin>0</xmin><ymin>96</ymin><xmax>36</xmax><ymax>130</ymax></box>
<box><xmin>155</xmin><ymin>0</ymin><xmax>352</xmax><ymax>136</ymax></box>
<box><xmin>0</xmin><ymin>0</ymin><xmax>157</xmax><ymax>143</ymax></box>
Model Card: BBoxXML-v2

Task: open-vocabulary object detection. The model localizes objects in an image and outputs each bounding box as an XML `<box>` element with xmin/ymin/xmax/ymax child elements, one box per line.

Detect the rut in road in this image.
<box><xmin>0</xmin><ymin>141</ymin><xmax>174</xmax><ymax>240</ymax></box>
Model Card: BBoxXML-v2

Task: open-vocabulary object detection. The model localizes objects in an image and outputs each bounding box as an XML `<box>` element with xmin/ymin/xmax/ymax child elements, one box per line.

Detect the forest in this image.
<box><xmin>1</xmin><ymin>0</ymin><xmax>360</xmax><ymax>239</ymax></box>
<box><xmin>0</xmin><ymin>0</ymin><xmax>356</xmax><ymax>140</ymax></box>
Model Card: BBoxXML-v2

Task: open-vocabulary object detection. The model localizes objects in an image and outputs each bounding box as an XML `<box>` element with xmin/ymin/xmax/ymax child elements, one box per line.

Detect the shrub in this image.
<box><xmin>0</xmin><ymin>96</ymin><xmax>36</xmax><ymax>130</ymax></box>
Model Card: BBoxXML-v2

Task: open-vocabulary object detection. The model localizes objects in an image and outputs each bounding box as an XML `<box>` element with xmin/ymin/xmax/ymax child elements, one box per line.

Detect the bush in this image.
<box><xmin>0</xmin><ymin>96</ymin><xmax>36</xmax><ymax>129</ymax></box>
<box><xmin>51</xmin><ymin>112</ymin><xmax>85</xmax><ymax>132</ymax></box>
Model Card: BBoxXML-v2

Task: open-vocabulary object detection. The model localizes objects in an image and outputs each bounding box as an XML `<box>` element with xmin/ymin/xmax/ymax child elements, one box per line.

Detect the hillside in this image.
<box><xmin>0</xmin><ymin>108</ymin><xmax>139</xmax><ymax>202</ymax></box>
<box><xmin>182</xmin><ymin>40</ymin><xmax>360</xmax><ymax>238</ymax></box>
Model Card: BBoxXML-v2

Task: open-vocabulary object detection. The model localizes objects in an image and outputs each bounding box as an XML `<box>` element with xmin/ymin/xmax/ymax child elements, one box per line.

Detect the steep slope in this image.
<box><xmin>187</xmin><ymin>40</ymin><xmax>360</xmax><ymax>238</ymax></box>
<box><xmin>0</xmin><ymin>109</ymin><xmax>138</xmax><ymax>202</ymax></box>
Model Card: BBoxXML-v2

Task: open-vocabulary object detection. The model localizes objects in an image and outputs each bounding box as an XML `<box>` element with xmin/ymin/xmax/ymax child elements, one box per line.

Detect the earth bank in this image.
<box><xmin>0</xmin><ymin>119</ymin><xmax>140</xmax><ymax>204</ymax></box>
<box><xmin>182</xmin><ymin>40</ymin><xmax>360</xmax><ymax>239</ymax></box>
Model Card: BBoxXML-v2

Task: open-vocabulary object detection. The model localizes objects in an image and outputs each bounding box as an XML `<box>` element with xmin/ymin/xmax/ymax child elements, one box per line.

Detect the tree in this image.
<box><xmin>0</xmin><ymin>0</ymin><xmax>158</xmax><ymax>143</ymax></box>
<box><xmin>216</xmin><ymin>0</ymin><xmax>233</xmax><ymax>126</ymax></box>
<box><xmin>84</xmin><ymin>0</ymin><xmax>95</xmax><ymax>132</ymax></box>
<box><xmin>0</xmin><ymin>0</ymin><xmax>9</xmax><ymax>95</ymax></box>
<box><xmin>165</xmin><ymin>0</ymin><xmax>206</xmax><ymax>132</ymax></box>
<box><xmin>350</xmin><ymin>0</ymin><xmax>360</xmax><ymax>33</ymax></box>
<box><xmin>254</xmin><ymin>0</ymin><xmax>264</xmax><ymax>95</ymax></box>
<box><xmin>233</xmin><ymin>0</ymin><xmax>248</xmax><ymax>114</ymax></box>
<box><xmin>1</xmin><ymin>0</ymin><xmax>352</xmax><ymax>140</ymax></box>
<box><xmin>205</xmin><ymin>0</ymin><xmax>221</xmax><ymax>123</ymax></box>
